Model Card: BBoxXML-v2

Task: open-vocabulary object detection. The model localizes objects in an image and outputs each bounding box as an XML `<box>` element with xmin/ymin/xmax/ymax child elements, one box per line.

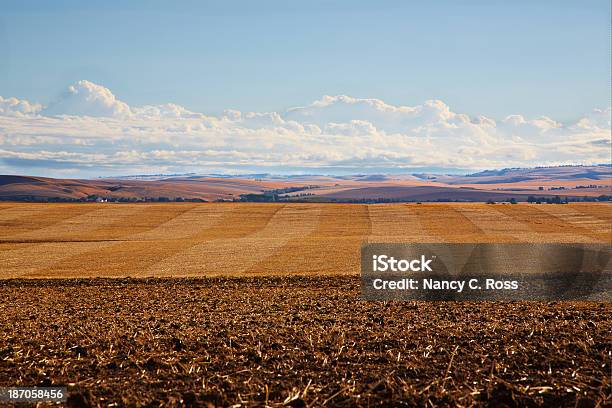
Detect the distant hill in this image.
<box><xmin>0</xmin><ymin>165</ymin><xmax>610</xmax><ymax>203</ymax></box>
<box><xmin>0</xmin><ymin>175</ymin><xmax>284</xmax><ymax>202</ymax></box>
<box><xmin>436</xmin><ymin>165</ymin><xmax>612</xmax><ymax>184</ymax></box>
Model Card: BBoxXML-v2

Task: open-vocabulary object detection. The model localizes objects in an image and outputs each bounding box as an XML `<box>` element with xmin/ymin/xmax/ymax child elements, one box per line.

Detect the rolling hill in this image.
<box><xmin>0</xmin><ymin>165</ymin><xmax>610</xmax><ymax>202</ymax></box>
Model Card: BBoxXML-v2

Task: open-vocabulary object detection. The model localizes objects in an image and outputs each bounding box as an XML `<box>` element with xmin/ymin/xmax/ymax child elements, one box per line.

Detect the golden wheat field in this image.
<box><xmin>0</xmin><ymin>202</ymin><xmax>609</xmax><ymax>279</ymax></box>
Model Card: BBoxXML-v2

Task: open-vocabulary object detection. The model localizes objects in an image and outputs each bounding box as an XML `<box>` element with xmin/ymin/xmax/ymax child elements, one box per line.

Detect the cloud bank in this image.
<box><xmin>0</xmin><ymin>80</ymin><xmax>609</xmax><ymax>176</ymax></box>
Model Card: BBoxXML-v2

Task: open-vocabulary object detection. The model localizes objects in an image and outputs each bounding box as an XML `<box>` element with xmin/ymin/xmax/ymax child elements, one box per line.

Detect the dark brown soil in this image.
<box><xmin>0</xmin><ymin>277</ymin><xmax>609</xmax><ymax>407</ymax></box>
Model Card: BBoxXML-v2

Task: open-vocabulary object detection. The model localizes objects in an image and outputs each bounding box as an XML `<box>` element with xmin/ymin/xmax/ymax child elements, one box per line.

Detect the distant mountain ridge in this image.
<box><xmin>1</xmin><ymin>165</ymin><xmax>610</xmax><ymax>203</ymax></box>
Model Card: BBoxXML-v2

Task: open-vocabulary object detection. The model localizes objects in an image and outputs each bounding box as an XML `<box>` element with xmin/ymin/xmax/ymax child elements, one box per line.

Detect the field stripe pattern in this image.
<box><xmin>0</xmin><ymin>203</ymin><xmax>609</xmax><ymax>278</ymax></box>
<box><xmin>492</xmin><ymin>204</ymin><xmax>609</xmax><ymax>243</ymax></box>
<box><xmin>36</xmin><ymin>204</ymin><xmax>281</xmax><ymax>278</ymax></box>
<box><xmin>151</xmin><ymin>204</ymin><xmax>321</xmax><ymax>275</ymax></box>
<box><xmin>247</xmin><ymin>204</ymin><xmax>371</xmax><ymax>275</ymax></box>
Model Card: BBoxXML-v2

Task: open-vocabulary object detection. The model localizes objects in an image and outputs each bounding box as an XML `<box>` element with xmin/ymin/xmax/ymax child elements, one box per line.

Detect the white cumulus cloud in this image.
<box><xmin>43</xmin><ymin>80</ymin><xmax>132</xmax><ymax>118</ymax></box>
<box><xmin>0</xmin><ymin>80</ymin><xmax>610</xmax><ymax>176</ymax></box>
<box><xmin>0</xmin><ymin>96</ymin><xmax>43</xmax><ymax>116</ymax></box>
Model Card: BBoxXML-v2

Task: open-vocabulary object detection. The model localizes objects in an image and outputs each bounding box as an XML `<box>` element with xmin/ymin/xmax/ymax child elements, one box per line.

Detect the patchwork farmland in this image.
<box><xmin>0</xmin><ymin>202</ymin><xmax>610</xmax><ymax>278</ymax></box>
<box><xmin>0</xmin><ymin>203</ymin><xmax>610</xmax><ymax>406</ymax></box>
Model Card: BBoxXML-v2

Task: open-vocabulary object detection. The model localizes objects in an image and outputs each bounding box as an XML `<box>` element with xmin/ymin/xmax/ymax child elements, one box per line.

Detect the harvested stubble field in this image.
<box><xmin>0</xmin><ymin>202</ymin><xmax>610</xmax><ymax>278</ymax></box>
<box><xmin>0</xmin><ymin>203</ymin><xmax>610</xmax><ymax>407</ymax></box>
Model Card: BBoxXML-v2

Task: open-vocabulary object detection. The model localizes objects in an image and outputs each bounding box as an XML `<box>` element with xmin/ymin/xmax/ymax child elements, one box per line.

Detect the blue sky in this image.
<box><xmin>1</xmin><ymin>0</ymin><xmax>609</xmax><ymax>121</ymax></box>
<box><xmin>0</xmin><ymin>1</ymin><xmax>610</xmax><ymax>177</ymax></box>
